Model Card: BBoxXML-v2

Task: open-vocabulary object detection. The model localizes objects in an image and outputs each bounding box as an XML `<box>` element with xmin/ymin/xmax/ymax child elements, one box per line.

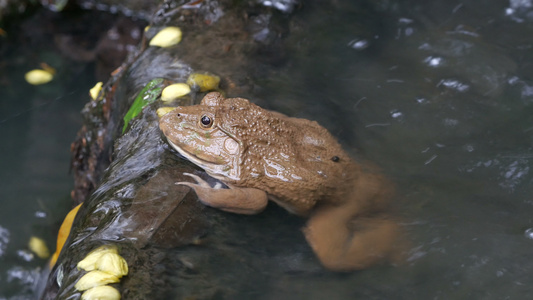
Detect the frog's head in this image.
<box><xmin>159</xmin><ymin>92</ymin><xmax>249</xmax><ymax>181</ymax></box>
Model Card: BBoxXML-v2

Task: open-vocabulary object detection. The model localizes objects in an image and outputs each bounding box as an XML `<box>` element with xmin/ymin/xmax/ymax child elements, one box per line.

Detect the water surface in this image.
<box><xmin>0</xmin><ymin>11</ymin><xmax>96</xmax><ymax>298</ymax></box>
<box><xmin>255</xmin><ymin>1</ymin><xmax>533</xmax><ymax>298</ymax></box>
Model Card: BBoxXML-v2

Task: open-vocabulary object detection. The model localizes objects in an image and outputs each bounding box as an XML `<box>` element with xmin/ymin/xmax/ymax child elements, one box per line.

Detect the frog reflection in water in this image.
<box><xmin>159</xmin><ymin>92</ymin><xmax>404</xmax><ymax>271</ymax></box>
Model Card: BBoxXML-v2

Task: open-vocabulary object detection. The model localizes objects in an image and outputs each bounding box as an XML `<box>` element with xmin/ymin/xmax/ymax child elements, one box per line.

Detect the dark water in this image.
<box><xmin>2</xmin><ymin>0</ymin><xmax>533</xmax><ymax>298</ymax></box>
<box><xmin>0</xmin><ymin>13</ymin><xmax>94</xmax><ymax>298</ymax></box>
<box><xmin>255</xmin><ymin>1</ymin><xmax>533</xmax><ymax>299</ymax></box>
<box><xmin>254</xmin><ymin>1</ymin><xmax>533</xmax><ymax>299</ymax></box>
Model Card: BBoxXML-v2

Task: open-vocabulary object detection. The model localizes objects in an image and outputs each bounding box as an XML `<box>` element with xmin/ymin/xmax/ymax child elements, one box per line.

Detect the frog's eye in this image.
<box><xmin>200</xmin><ymin>115</ymin><xmax>213</xmax><ymax>128</ymax></box>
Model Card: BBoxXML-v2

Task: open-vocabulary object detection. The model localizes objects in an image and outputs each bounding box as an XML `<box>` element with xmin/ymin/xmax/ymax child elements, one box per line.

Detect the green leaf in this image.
<box><xmin>122</xmin><ymin>78</ymin><xmax>165</xmax><ymax>134</ymax></box>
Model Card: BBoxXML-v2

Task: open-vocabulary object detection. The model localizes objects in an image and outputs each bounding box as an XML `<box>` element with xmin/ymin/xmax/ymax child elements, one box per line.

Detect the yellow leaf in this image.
<box><xmin>90</xmin><ymin>82</ymin><xmax>103</xmax><ymax>101</ymax></box>
<box><xmin>74</xmin><ymin>270</ymin><xmax>120</xmax><ymax>291</ymax></box>
<box><xmin>77</xmin><ymin>245</ymin><xmax>119</xmax><ymax>272</ymax></box>
<box><xmin>28</xmin><ymin>236</ymin><xmax>50</xmax><ymax>259</ymax></box>
<box><xmin>25</xmin><ymin>69</ymin><xmax>53</xmax><ymax>85</ymax></box>
<box><xmin>149</xmin><ymin>27</ymin><xmax>182</xmax><ymax>48</ymax></box>
<box><xmin>187</xmin><ymin>73</ymin><xmax>220</xmax><ymax>92</ymax></box>
<box><xmin>156</xmin><ymin>107</ymin><xmax>177</xmax><ymax>118</ymax></box>
<box><xmin>49</xmin><ymin>203</ymin><xmax>82</xmax><ymax>268</ymax></box>
<box><xmin>95</xmin><ymin>252</ymin><xmax>129</xmax><ymax>278</ymax></box>
<box><xmin>161</xmin><ymin>83</ymin><xmax>191</xmax><ymax>102</ymax></box>
<box><xmin>81</xmin><ymin>286</ymin><xmax>121</xmax><ymax>300</ymax></box>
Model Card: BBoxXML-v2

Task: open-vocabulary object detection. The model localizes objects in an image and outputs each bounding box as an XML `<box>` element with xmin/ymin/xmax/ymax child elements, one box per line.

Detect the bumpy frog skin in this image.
<box><xmin>159</xmin><ymin>92</ymin><xmax>403</xmax><ymax>271</ymax></box>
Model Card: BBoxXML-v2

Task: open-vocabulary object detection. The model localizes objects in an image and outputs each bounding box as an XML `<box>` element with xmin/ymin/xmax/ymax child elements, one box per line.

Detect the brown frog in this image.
<box><xmin>159</xmin><ymin>92</ymin><xmax>404</xmax><ymax>271</ymax></box>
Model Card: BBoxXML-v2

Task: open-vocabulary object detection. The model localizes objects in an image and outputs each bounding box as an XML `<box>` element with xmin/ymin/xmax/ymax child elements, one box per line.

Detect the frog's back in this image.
<box><xmin>220</xmin><ymin>101</ymin><xmax>356</xmax><ymax>216</ymax></box>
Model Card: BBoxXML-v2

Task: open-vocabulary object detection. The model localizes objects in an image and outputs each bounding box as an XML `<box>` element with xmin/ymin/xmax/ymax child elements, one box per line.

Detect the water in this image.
<box><xmin>254</xmin><ymin>1</ymin><xmax>533</xmax><ymax>298</ymax></box>
<box><xmin>0</xmin><ymin>13</ymin><xmax>95</xmax><ymax>298</ymax></box>
<box><xmin>3</xmin><ymin>0</ymin><xmax>533</xmax><ymax>298</ymax></box>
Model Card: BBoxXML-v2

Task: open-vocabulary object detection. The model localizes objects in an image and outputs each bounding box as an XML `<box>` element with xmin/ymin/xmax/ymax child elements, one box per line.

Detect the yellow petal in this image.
<box><xmin>161</xmin><ymin>83</ymin><xmax>191</xmax><ymax>102</ymax></box>
<box><xmin>25</xmin><ymin>69</ymin><xmax>54</xmax><ymax>85</ymax></box>
<box><xmin>49</xmin><ymin>203</ymin><xmax>82</xmax><ymax>268</ymax></box>
<box><xmin>149</xmin><ymin>27</ymin><xmax>182</xmax><ymax>47</ymax></box>
<box><xmin>90</xmin><ymin>82</ymin><xmax>103</xmax><ymax>101</ymax></box>
<box><xmin>28</xmin><ymin>236</ymin><xmax>50</xmax><ymax>259</ymax></box>
<box><xmin>74</xmin><ymin>270</ymin><xmax>120</xmax><ymax>291</ymax></box>
<box><xmin>186</xmin><ymin>73</ymin><xmax>220</xmax><ymax>92</ymax></box>
<box><xmin>82</xmin><ymin>286</ymin><xmax>121</xmax><ymax>300</ymax></box>
<box><xmin>156</xmin><ymin>107</ymin><xmax>177</xmax><ymax>118</ymax></box>
<box><xmin>95</xmin><ymin>252</ymin><xmax>128</xmax><ymax>278</ymax></box>
<box><xmin>77</xmin><ymin>245</ymin><xmax>118</xmax><ymax>272</ymax></box>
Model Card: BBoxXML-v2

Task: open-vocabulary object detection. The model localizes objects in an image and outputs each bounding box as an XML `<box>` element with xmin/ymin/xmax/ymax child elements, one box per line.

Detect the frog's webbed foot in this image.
<box><xmin>177</xmin><ymin>172</ymin><xmax>268</xmax><ymax>215</ymax></box>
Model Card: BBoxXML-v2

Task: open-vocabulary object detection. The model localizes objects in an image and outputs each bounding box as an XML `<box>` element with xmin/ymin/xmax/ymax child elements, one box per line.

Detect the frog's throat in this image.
<box><xmin>166</xmin><ymin>139</ymin><xmax>233</xmax><ymax>181</ymax></box>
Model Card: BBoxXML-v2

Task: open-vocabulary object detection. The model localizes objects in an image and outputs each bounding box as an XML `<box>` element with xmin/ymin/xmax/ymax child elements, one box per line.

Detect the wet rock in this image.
<box><xmin>42</xmin><ymin>1</ymin><xmax>312</xmax><ymax>299</ymax></box>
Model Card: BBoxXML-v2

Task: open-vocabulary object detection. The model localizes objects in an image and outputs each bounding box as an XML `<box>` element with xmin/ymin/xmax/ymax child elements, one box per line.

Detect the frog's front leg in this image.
<box><xmin>177</xmin><ymin>173</ymin><xmax>268</xmax><ymax>215</ymax></box>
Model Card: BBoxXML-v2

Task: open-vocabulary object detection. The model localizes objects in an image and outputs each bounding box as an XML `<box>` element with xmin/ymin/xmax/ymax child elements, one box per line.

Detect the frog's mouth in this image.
<box><xmin>167</xmin><ymin>139</ymin><xmax>220</xmax><ymax>166</ymax></box>
<box><xmin>167</xmin><ymin>139</ymin><xmax>230</xmax><ymax>181</ymax></box>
